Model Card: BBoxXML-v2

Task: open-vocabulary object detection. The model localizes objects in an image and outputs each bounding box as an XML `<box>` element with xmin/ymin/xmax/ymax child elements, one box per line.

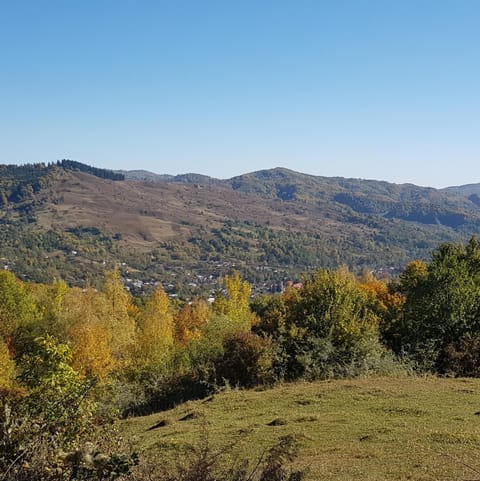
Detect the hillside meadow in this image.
<box><xmin>122</xmin><ymin>376</ymin><xmax>480</xmax><ymax>481</ymax></box>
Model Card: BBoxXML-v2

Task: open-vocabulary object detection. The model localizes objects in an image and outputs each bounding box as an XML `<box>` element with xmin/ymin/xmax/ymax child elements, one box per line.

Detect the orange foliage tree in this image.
<box><xmin>174</xmin><ymin>299</ymin><xmax>210</xmax><ymax>346</ymax></box>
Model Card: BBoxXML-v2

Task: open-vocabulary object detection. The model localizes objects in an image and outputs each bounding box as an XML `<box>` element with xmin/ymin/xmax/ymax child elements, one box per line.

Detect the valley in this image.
<box><xmin>1</xmin><ymin>161</ymin><xmax>480</xmax><ymax>297</ymax></box>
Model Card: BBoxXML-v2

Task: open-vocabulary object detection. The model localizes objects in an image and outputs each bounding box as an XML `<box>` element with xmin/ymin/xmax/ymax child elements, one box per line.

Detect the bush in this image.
<box><xmin>213</xmin><ymin>332</ymin><xmax>274</xmax><ymax>388</ymax></box>
<box><xmin>123</xmin><ymin>373</ymin><xmax>216</xmax><ymax>417</ymax></box>
<box><xmin>276</xmin><ymin>329</ymin><xmax>395</xmax><ymax>381</ymax></box>
<box><xmin>438</xmin><ymin>335</ymin><xmax>480</xmax><ymax>377</ymax></box>
<box><xmin>0</xmin><ymin>336</ymin><xmax>138</xmax><ymax>481</ymax></box>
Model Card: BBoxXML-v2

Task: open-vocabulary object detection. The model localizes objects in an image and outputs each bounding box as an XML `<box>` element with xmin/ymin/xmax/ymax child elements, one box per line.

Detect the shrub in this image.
<box><xmin>214</xmin><ymin>332</ymin><xmax>274</xmax><ymax>388</ymax></box>
<box><xmin>438</xmin><ymin>335</ymin><xmax>480</xmax><ymax>377</ymax></box>
<box><xmin>123</xmin><ymin>373</ymin><xmax>216</xmax><ymax>417</ymax></box>
<box><xmin>0</xmin><ymin>336</ymin><xmax>138</xmax><ymax>481</ymax></box>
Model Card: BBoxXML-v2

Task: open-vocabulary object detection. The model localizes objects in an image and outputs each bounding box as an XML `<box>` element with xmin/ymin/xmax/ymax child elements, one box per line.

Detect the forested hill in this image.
<box><xmin>0</xmin><ymin>160</ymin><xmax>123</xmax><ymax>205</ymax></box>
<box><xmin>1</xmin><ymin>161</ymin><xmax>480</xmax><ymax>296</ymax></box>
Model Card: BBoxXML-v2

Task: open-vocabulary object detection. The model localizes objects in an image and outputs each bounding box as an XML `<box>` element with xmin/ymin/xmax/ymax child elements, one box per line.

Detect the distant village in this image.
<box><xmin>1</xmin><ymin>246</ymin><xmax>401</xmax><ymax>302</ymax></box>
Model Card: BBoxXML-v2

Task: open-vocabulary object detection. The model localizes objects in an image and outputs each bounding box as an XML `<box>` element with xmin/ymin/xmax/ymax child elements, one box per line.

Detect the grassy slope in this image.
<box><xmin>122</xmin><ymin>377</ymin><xmax>480</xmax><ymax>481</ymax></box>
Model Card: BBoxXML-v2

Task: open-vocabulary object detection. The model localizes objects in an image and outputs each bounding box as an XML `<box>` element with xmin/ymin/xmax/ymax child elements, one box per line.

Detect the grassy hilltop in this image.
<box><xmin>123</xmin><ymin>376</ymin><xmax>480</xmax><ymax>481</ymax></box>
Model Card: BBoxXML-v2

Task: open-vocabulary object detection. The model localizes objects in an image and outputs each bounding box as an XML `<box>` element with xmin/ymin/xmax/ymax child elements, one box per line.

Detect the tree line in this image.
<box><xmin>3</xmin><ymin>238</ymin><xmax>480</xmax><ymax>397</ymax></box>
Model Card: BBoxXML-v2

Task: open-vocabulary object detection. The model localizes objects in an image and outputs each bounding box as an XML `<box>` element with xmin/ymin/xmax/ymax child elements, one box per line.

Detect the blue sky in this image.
<box><xmin>1</xmin><ymin>1</ymin><xmax>479</xmax><ymax>187</ymax></box>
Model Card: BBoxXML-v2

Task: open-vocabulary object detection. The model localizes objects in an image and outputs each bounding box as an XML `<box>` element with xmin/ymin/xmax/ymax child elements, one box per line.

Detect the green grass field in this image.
<box><xmin>121</xmin><ymin>377</ymin><xmax>480</xmax><ymax>480</ymax></box>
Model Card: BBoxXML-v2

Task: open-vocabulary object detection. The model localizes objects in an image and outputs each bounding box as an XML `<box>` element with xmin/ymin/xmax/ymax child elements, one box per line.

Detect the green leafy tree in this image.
<box><xmin>251</xmin><ymin>294</ymin><xmax>287</xmax><ymax>340</ymax></box>
<box><xmin>18</xmin><ymin>336</ymin><xmax>96</xmax><ymax>443</ymax></box>
<box><xmin>1</xmin><ymin>336</ymin><xmax>97</xmax><ymax>477</ymax></box>
<box><xmin>277</xmin><ymin>268</ymin><xmax>384</xmax><ymax>380</ymax></box>
<box><xmin>393</xmin><ymin>237</ymin><xmax>480</xmax><ymax>370</ymax></box>
<box><xmin>1</xmin><ymin>335</ymin><xmax>138</xmax><ymax>480</ymax></box>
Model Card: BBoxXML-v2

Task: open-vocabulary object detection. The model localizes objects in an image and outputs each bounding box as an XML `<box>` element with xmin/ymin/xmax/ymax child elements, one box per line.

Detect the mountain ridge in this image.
<box><xmin>1</xmin><ymin>160</ymin><xmax>480</xmax><ymax>296</ymax></box>
<box><xmin>119</xmin><ymin>165</ymin><xmax>480</xmax><ymax>192</ymax></box>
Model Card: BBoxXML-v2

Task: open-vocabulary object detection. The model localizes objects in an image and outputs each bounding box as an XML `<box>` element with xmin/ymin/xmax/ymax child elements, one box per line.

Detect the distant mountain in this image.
<box><xmin>116</xmin><ymin>169</ymin><xmax>220</xmax><ymax>185</ymax></box>
<box><xmin>1</xmin><ymin>161</ymin><xmax>480</xmax><ymax>296</ymax></box>
<box><xmin>443</xmin><ymin>183</ymin><xmax>480</xmax><ymax>208</ymax></box>
<box><xmin>115</xmin><ymin>169</ymin><xmax>174</xmax><ymax>182</ymax></box>
<box><xmin>444</xmin><ymin>183</ymin><xmax>480</xmax><ymax>197</ymax></box>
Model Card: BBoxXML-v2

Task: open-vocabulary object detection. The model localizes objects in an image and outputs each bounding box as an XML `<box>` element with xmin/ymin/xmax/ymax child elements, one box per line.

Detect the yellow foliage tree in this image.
<box><xmin>0</xmin><ymin>270</ymin><xmax>36</xmax><ymax>340</ymax></box>
<box><xmin>63</xmin><ymin>286</ymin><xmax>117</xmax><ymax>378</ymax></box>
<box><xmin>30</xmin><ymin>279</ymin><xmax>69</xmax><ymax>341</ymax></box>
<box><xmin>136</xmin><ymin>287</ymin><xmax>174</xmax><ymax>370</ymax></box>
<box><xmin>331</xmin><ymin>268</ymin><xmax>380</xmax><ymax>344</ymax></box>
<box><xmin>398</xmin><ymin>260</ymin><xmax>428</xmax><ymax>294</ymax></box>
<box><xmin>360</xmin><ymin>278</ymin><xmax>405</xmax><ymax>316</ymax></box>
<box><xmin>70</xmin><ymin>322</ymin><xmax>115</xmax><ymax>379</ymax></box>
<box><xmin>63</xmin><ymin>286</ymin><xmax>105</xmax><ymax>327</ymax></box>
<box><xmin>0</xmin><ymin>340</ymin><xmax>15</xmax><ymax>388</ymax></box>
<box><xmin>101</xmin><ymin>269</ymin><xmax>136</xmax><ymax>363</ymax></box>
<box><xmin>213</xmin><ymin>272</ymin><xmax>252</xmax><ymax>331</ymax></box>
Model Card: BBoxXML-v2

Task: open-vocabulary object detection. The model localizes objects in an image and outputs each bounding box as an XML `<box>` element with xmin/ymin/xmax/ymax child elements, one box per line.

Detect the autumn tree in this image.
<box><xmin>29</xmin><ymin>279</ymin><xmax>69</xmax><ymax>341</ymax></box>
<box><xmin>0</xmin><ymin>270</ymin><xmax>36</xmax><ymax>341</ymax></box>
<box><xmin>136</xmin><ymin>287</ymin><xmax>174</xmax><ymax>372</ymax></box>
<box><xmin>0</xmin><ymin>340</ymin><xmax>15</xmax><ymax>388</ymax></box>
<box><xmin>61</xmin><ymin>286</ymin><xmax>116</xmax><ymax>379</ymax></box>
<box><xmin>0</xmin><ymin>271</ymin><xmax>38</xmax><ymax>363</ymax></box>
<box><xmin>213</xmin><ymin>272</ymin><xmax>252</xmax><ymax>331</ymax></box>
<box><xmin>174</xmin><ymin>299</ymin><xmax>210</xmax><ymax>346</ymax></box>
<box><xmin>397</xmin><ymin>260</ymin><xmax>428</xmax><ymax>297</ymax></box>
<box><xmin>70</xmin><ymin>322</ymin><xmax>115</xmax><ymax>380</ymax></box>
<box><xmin>101</xmin><ymin>269</ymin><xmax>136</xmax><ymax>364</ymax></box>
<box><xmin>358</xmin><ymin>274</ymin><xmax>405</xmax><ymax>346</ymax></box>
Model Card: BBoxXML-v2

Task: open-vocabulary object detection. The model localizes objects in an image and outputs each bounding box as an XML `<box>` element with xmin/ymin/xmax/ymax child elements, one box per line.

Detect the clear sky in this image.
<box><xmin>1</xmin><ymin>1</ymin><xmax>479</xmax><ymax>187</ymax></box>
